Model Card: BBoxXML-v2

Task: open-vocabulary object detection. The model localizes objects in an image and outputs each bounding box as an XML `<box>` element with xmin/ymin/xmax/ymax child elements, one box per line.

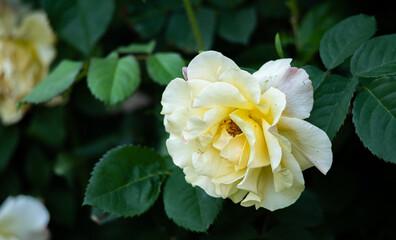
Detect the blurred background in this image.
<box><xmin>1</xmin><ymin>0</ymin><xmax>396</xmax><ymax>239</ymax></box>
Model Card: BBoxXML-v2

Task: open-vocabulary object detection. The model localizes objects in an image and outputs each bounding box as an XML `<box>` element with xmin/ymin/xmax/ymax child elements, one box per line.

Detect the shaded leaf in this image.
<box><xmin>0</xmin><ymin>126</ymin><xmax>19</xmax><ymax>173</ymax></box>
<box><xmin>352</xmin><ymin>76</ymin><xmax>396</xmax><ymax>163</ymax></box>
<box><xmin>320</xmin><ymin>14</ymin><xmax>376</xmax><ymax>70</ymax></box>
<box><xmin>163</xmin><ymin>169</ymin><xmax>223</xmax><ymax>232</ymax></box>
<box><xmin>301</xmin><ymin>65</ymin><xmax>327</xmax><ymax>91</ymax></box>
<box><xmin>351</xmin><ymin>34</ymin><xmax>396</xmax><ymax>77</ymax></box>
<box><xmin>218</xmin><ymin>8</ymin><xmax>256</xmax><ymax>44</ymax></box>
<box><xmin>115</xmin><ymin>40</ymin><xmax>156</xmax><ymax>54</ymax></box>
<box><xmin>84</xmin><ymin>145</ymin><xmax>167</xmax><ymax>217</ymax></box>
<box><xmin>308</xmin><ymin>75</ymin><xmax>358</xmax><ymax>140</ymax></box>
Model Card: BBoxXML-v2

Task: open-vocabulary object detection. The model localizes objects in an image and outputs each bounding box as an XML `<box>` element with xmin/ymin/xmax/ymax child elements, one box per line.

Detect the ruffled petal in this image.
<box><xmin>161</xmin><ymin>78</ymin><xmax>191</xmax><ymax>115</ymax></box>
<box><xmin>183</xmin><ymin>166</ymin><xmax>220</xmax><ymax>197</ymax></box>
<box><xmin>258</xmin><ymin>87</ymin><xmax>286</xmax><ymax>126</ymax></box>
<box><xmin>192</xmin><ymin>147</ymin><xmax>234</xmax><ymax>178</ymax></box>
<box><xmin>230</xmin><ymin>109</ymin><xmax>270</xmax><ymax>168</ymax></box>
<box><xmin>166</xmin><ymin>136</ymin><xmax>196</xmax><ymax>168</ymax></box>
<box><xmin>192</xmin><ymin>82</ymin><xmax>253</xmax><ymax>109</ymax></box>
<box><xmin>218</xmin><ymin>68</ymin><xmax>261</xmax><ymax>104</ymax></box>
<box><xmin>187</xmin><ymin>51</ymin><xmax>239</xmax><ymax>82</ymax></box>
<box><xmin>277</xmin><ymin>117</ymin><xmax>332</xmax><ymax>174</ymax></box>
<box><xmin>263</xmin><ymin>120</ymin><xmax>282</xmax><ymax>171</ymax></box>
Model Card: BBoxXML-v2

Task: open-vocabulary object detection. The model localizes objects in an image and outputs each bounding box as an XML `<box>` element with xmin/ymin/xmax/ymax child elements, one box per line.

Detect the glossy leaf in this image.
<box><xmin>22</xmin><ymin>60</ymin><xmax>82</xmax><ymax>104</ymax></box>
<box><xmin>87</xmin><ymin>56</ymin><xmax>140</xmax><ymax>105</ymax></box>
<box><xmin>146</xmin><ymin>53</ymin><xmax>185</xmax><ymax>85</ymax></box>
<box><xmin>308</xmin><ymin>75</ymin><xmax>358</xmax><ymax>140</ymax></box>
<box><xmin>115</xmin><ymin>40</ymin><xmax>156</xmax><ymax>54</ymax></box>
<box><xmin>84</xmin><ymin>145</ymin><xmax>167</xmax><ymax>217</ymax></box>
<box><xmin>351</xmin><ymin>34</ymin><xmax>396</xmax><ymax>77</ymax></box>
<box><xmin>163</xmin><ymin>169</ymin><xmax>223</xmax><ymax>232</ymax></box>
<box><xmin>352</xmin><ymin>76</ymin><xmax>396</xmax><ymax>163</ymax></box>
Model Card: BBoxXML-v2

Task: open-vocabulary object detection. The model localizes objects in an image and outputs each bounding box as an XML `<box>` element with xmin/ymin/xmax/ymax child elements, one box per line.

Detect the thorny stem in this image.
<box><xmin>183</xmin><ymin>0</ymin><xmax>205</xmax><ymax>51</ymax></box>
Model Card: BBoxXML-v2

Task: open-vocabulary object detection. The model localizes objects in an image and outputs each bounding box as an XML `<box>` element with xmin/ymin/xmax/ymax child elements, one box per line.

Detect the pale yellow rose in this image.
<box><xmin>0</xmin><ymin>0</ymin><xmax>56</xmax><ymax>125</ymax></box>
<box><xmin>0</xmin><ymin>195</ymin><xmax>50</xmax><ymax>240</ymax></box>
<box><xmin>161</xmin><ymin>51</ymin><xmax>332</xmax><ymax>211</ymax></box>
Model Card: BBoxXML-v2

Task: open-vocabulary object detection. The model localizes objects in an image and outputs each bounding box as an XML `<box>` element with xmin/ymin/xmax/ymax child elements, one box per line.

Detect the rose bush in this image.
<box><xmin>0</xmin><ymin>0</ymin><xmax>55</xmax><ymax>125</ymax></box>
<box><xmin>161</xmin><ymin>51</ymin><xmax>332</xmax><ymax>210</ymax></box>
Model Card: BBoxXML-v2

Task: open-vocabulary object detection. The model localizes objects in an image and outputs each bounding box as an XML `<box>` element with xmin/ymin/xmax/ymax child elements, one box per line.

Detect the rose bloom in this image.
<box><xmin>161</xmin><ymin>51</ymin><xmax>332</xmax><ymax>211</ymax></box>
<box><xmin>0</xmin><ymin>195</ymin><xmax>50</xmax><ymax>240</ymax></box>
<box><xmin>0</xmin><ymin>0</ymin><xmax>56</xmax><ymax>125</ymax></box>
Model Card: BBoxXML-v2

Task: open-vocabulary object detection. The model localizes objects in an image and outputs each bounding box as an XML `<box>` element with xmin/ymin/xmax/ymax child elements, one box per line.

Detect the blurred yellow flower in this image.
<box><xmin>0</xmin><ymin>0</ymin><xmax>55</xmax><ymax>125</ymax></box>
<box><xmin>161</xmin><ymin>51</ymin><xmax>332</xmax><ymax>211</ymax></box>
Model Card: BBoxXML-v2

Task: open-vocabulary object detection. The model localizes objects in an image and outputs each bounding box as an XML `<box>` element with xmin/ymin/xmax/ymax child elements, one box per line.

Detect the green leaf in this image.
<box><xmin>218</xmin><ymin>8</ymin><xmax>256</xmax><ymax>44</ymax></box>
<box><xmin>301</xmin><ymin>65</ymin><xmax>327</xmax><ymax>90</ymax></box>
<box><xmin>163</xmin><ymin>169</ymin><xmax>223</xmax><ymax>232</ymax></box>
<box><xmin>308</xmin><ymin>75</ymin><xmax>358</xmax><ymax>140</ymax></box>
<box><xmin>0</xmin><ymin>126</ymin><xmax>19</xmax><ymax>173</ymax></box>
<box><xmin>115</xmin><ymin>40</ymin><xmax>156</xmax><ymax>55</ymax></box>
<box><xmin>146</xmin><ymin>53</ymin><xmax>185</xmax><ymax>85</ymax></box>
<box><xmin>166</xmin><ymin>8</ymin><xmax>216</xmax><ymax>52</ymax></box>
<box><xmin>350</xmin><ymin>34</ymin><xmax>396</xmax><ymax>77</ymax></box>
<box><xmin>320</xmin><ymin>14</ymin><xmax>376</xmax><ymax>70</ymax></box>
<box><xmin>130</xmin><ymin>10</ymin><xmax>166</xmax><ymax>39</ymax></box>
<box><xmin>274</xmin><ymin>190</ymin><xmax>323</xmax><ymax>227</ymax></box>
<box><xmin>22</xmin><ymin>60</ymin><xmax>82</xmax><ymax>104</ymax></box>
<box><xmin>41</xmin><ymin>0</ymin><xmax>115</xmax><ymax>55</ymax></box>
<box><xmin>28</xmin><ymin>107</ymin><xmax>66</xmax><ymax>148</ymax></box>
<box><xmin>87</xmin><ymin>56</ymin><xmax>140</xmax><ymax>105</ymax></box>
<box><xmin>352</xmin><ymin>76</ymin><xmax>396</xmax><ymax>163</ymax></box>
<box><xmin>297</xmin><ymin>2</ymin><xmax>341</xmax><ymax>63</ymax></box>
<box><xmin>84</xmin><ymin>145</ymin><xmax>167</xmax><ymax>217</ymax></box>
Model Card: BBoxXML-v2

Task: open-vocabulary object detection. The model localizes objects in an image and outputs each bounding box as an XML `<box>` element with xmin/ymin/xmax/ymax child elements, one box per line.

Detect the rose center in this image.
<box><xmin>224</xmin><ymin>119</ymin><xmax>242</xmax><ymax>137</ymax></box>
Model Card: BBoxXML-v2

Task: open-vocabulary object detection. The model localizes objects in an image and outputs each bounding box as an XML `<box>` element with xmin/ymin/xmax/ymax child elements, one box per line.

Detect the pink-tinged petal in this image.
<box><xmin>277</xmin><ymin>117</ymin><xmax>332</xmax><ymax>174</ymax></box>
<box><xmin>187</xmin><ymin>51</ymin><xmax>239</xmax><ymax>82</ymax></box>
<box><xmin>276</xmin><ymin>68</ymin><xmax>313</xmax><ymax>119</ymax></box>
<box><xmin>252</xmin><ymin>59</ymin><xmax>292</xmax><ymax>92</ymax></box>
<box><xmin>182</xmin><ymin>67</ymin><xmax>188</xmax><ymax>80</ymax></box>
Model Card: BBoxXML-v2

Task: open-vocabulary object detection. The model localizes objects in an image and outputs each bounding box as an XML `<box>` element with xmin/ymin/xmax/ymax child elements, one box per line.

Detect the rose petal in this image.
<box><xmin>161</xmin><ymin>78</ymin><xmax>191</xmax><ymax>115</ymax></box>
<box><xmin>183</xmin><ymin>166</ymin><xmax>220</xmax><ymax>198</ymax></box>
<box><xmin>192</xmin><ymin>82</ymin><xmax>253</xmax><ymax>109</ymax></box>
<box><xmin>230</xmin><ymin>109</ymin><xmax>270</xmax><ymax>168</ymax></box>
<box><xmin>187</xmin><ymin>51</ymin><xmax>239</xmax><ymax>82</ymax></box>
<box><xmin>166</xmin><ymin>137</ymin><xmax>196</xmax><ymax>168</ymax></box>
<box><xmin>263</xmin><ymin>120</ymin><xmax>282</xmax><ymax>171</ymax></box>
<box><xmin>218</xmin><ymin>69</ymin><xmax>261</xmax><ymax>104</ymax></box>
<box><xmin>277</xmin><ymin>116</ymin><xmax>333</xmax><ymax>174</ymax></box>
<box><xmin>252</xmin><ymin>58</ymin><xmax>292</xmax><ymax>92</ymax></box>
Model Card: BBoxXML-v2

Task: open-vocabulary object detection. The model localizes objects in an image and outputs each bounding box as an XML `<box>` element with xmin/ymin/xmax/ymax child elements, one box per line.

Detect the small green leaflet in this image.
<box><xmin>22</xmin><ymin>60</ymin><xmax>82</xmax><ymax>104</ymax></box>
<box><xmin>84</xmin><ymin>145</ymin><xmax>168</xmax><ymax>217</ymax></box>
<box><xmin>115</xmin><ymin>40</ymin><xmax>156</xmax><ymax>55</ymax></box>
<box><xmin>87</xmin><ymin>55</ymin><xmax>140</xmax><ymax>105</ymax></box>
<box><xmin>146</xmin><ymin>53</ymin><xmax>185</xmax><ymax>85</ymax></box>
